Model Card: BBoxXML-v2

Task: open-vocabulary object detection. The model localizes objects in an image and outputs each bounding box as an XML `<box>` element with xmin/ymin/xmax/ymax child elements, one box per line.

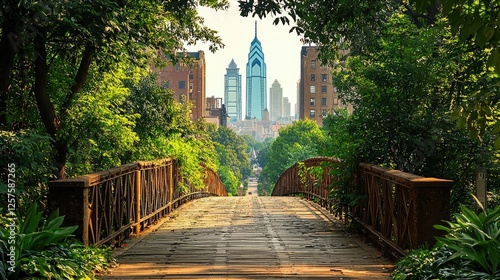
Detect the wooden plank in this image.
<box><xmin>99</xmin><ymin>196</ymin><xmax>392</xmax><ymax>279</ymax></box>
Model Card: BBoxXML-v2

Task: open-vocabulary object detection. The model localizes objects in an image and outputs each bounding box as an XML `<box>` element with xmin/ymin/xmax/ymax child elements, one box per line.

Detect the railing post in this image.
<box><xmin>411</xmin><ymin>178</ymin><xmax>453</xmax><ymax>248</ymax></box>
<box><xmin>134</xmin><ymin>169</ymin><xmax>141</xmax><ymax>234</ymax></box>
<box><xmin>169</xmin><ymin>161</ymin><xmax>173</xmax><ymax>212</ymax></box>
<box><xmin>48</xmin><ymin>176</ymin><xmax>94</xmax><ymax>245</ymax></box>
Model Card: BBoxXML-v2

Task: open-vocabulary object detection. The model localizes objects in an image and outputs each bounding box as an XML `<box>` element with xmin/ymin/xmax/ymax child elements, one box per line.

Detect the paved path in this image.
<box><xmin>100</xmin><ymin>196</ymin><xmax>392</xmax><ymax>279</ymax></box>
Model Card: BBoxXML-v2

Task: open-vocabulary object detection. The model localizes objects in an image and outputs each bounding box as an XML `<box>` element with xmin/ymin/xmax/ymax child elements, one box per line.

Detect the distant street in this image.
<box><xmin>246</xmin><ymin>177</ymin><xmax>258</xmax><ymax>196</ymax></box>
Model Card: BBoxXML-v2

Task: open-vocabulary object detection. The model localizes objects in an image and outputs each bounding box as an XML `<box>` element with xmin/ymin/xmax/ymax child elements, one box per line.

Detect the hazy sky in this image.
<box><xmin>189</xmin><ymin>1</ymin><xmax>304</xmax><ymax>115</ymax></box>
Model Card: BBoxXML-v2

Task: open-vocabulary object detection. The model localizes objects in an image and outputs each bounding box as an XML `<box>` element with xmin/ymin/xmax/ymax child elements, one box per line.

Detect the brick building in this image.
<box><xmin>155</xmin><ymin>51</ymin><xmax>206</xmax><ymax>122</ymax></box>
<box><xmin>299</xmin><ymin>46</ymin><xmax>351</xmax><ymax>125</ymax></box>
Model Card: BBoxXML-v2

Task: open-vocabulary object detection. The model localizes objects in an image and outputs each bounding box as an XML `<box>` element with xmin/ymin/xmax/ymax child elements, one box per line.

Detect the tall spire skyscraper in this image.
<box><xmin>224</xmin><ymin>59</ymin><xmax>242</xmax><ymax>122</ymax></box>
<box><xmin>245</xmin><ymin>21</ymin><xmax>267</xmax><ymax>119</ymax></box>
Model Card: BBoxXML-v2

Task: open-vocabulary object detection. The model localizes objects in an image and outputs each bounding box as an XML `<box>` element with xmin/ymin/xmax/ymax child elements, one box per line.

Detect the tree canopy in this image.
<box><xmin>1</xmin><ymin>0</ymin><xmax>228</xmax><ymax>178</ymax></box>
<box><xmin>259</xmin><ymin>119</ymin><xmax>326</xmax><ymax>195</ymax></box>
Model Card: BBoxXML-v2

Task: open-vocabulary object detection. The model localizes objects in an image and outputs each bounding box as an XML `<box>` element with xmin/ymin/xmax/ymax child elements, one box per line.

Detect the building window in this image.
<box><xmin>322</xmin><ymin>109</ymin><xmax>328</xmax><ymax>116</ymax></box>
<box><xmin>311</xmin><ymin>74</ymin><xmax>315</xmax><ymax>81</ymax></box>
<box><xmin>321</xmin><ymin>98</ymin><xmax>327</xmax><ymax>106</ymax></box>
<box><xmin>176</xmin><ymin>64</ymin><xmax>181</xmax><ymax>71</ymax></box>
<box><xmin>310</xmin><ymin>98</ymin><xmax>315</xmax><ymax>106</ymax></box>
<box><xmin>309</xmin><ymin>109</ymin><xmax>316</xmax><ymax>118</ymax></box>
<box><xmin>179</xmin><ymin>80</ymin><xmax>186</xmax><ymax>89</ymax></box>
<box><xmin>311</xmin><ymin>60</ymin><xmax>316</xmax><ymax>69</ymax></box>
<box><xmin>321</xmin><ymin>85</ymin><xmax>327</xmax><ymax>93</ymax></box>
<box><xmin>163</xmin><ymin>81</ymin><xmax>170</xmax><ymax>88</ymax></box>
<box><xmin>189</xmin><ymin>73</ymin><xmax>194</xmax><ymax>80</ymax></box>
<box><xmin>310</xmin><ymin>85</ymin><xmax>316</xmax><ymax>94</ymax></box>
<box><xmin>322</xmin><ymin>74</ymin><xmax>328</xmax><ymax>82</ymax></box>
<box><xmin>189</xmin><ymin>82</ymin><xmax>193</xmax><ymax>90</ymax></box>
<box><xmin>333</xmin><ymin>98</ymin><xmax>338</xmax><ymax>105</ymax></box>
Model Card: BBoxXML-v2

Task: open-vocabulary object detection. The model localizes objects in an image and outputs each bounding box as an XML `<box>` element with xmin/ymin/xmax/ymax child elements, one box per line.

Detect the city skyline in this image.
<box><xmin>189</xmin><ymin>1</ymin><xmax>303</xmax><ymax>116</ymax></box>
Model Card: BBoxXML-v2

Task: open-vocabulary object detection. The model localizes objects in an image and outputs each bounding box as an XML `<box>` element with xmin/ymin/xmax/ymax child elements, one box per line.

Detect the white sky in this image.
<box><xmin>189</xmin><ymin>1</ymin><xmax>304</xmax><ymax>115</ymax></box>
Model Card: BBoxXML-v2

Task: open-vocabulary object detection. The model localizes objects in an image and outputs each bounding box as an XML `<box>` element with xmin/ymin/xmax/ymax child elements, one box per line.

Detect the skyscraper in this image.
<box><xmin>224</xmin><ymin>59</ymin><xmax>242</xmax><ymax>122</ymax></box>
<box><xmin>246</xmin><ymin>22</ymin><xmax>267</xmax><ymax>120</ymax></box>
<box><xmin>269</xmin><ymin>79</ymin><xmax>283</xmax><ymax>121</ymax></box>
<box><xmin>283</xmin><ymin>97</ymin><xmax>291</xmax><ymax>120</ymax></box>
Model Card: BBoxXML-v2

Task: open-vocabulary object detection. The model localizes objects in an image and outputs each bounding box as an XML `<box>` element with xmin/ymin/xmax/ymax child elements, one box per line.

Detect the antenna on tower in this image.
<box><xmin>255</xmin><ymin>21</ymin><xmax>257</xmax><ymax>38</ymax></box>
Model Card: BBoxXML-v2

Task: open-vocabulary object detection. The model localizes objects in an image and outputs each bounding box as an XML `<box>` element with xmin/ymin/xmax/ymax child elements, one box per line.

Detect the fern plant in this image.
<box><xmin>434</xmin><ymin>202</ymin><xmax>500</xmax><ymax>276</ymax></box>
<box><xmin>0</xmin><ymin>204</ymin><xmax>77</xmax><ymax>278</ymax></box>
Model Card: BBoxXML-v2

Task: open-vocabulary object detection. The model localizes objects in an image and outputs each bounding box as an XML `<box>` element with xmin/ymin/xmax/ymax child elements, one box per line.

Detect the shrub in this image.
<box><xmin>0</xmin><ymin>203</ymin><xmax>115</xmax><ymax>279</ymax></box>
<box><xmin>393</xmin><ymin>201</ymin><xmax>500</xmax><ymax>279</ymax></box>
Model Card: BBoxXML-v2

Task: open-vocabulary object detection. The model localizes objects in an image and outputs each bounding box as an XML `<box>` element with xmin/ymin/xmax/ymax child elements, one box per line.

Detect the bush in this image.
<box><xmin>0</xmin><ymin>203</ymin><xmax>115</xmax><ymax>279</ymax></box>
<box><xmin>393</xmin><ymin>202</ymin><xmax>500</xmax><ymax>279</ymax></box>
<box><xmin>0</xmin><ymin>130</ymin><xmax>54</xmax><ymax>215</ymax></box>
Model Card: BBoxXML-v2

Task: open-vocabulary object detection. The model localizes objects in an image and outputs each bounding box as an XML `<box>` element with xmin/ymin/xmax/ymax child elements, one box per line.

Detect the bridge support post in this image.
<box><xmin>411</xmin><ymin>179</ymin><xmax>452</xmax><ymax>248</ymax></box>
<box><xmin>134</xmin><ymin>170</ymin><xmax>141</xmax><ymax>234</ymax></box>
<box><xmin>48</xmin><ymin>176</ymin><xmax>93</xmax><ymax>245</ymax></box>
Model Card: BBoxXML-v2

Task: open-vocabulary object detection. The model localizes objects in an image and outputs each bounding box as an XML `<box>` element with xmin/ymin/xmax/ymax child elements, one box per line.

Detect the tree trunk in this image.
<box><xmin>34</xmin><ymin>27</ymin><xmax>67</xmax><ymax>178</ymax></box>
<box><xmin>0</xmin><ymin>18</ymin><xmax>17</xmax><ymax>128</ymax></box>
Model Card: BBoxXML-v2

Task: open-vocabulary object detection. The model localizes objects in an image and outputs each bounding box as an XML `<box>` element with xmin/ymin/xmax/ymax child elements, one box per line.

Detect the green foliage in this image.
<box><xmin>64</xmin><ymin>67</ymin><xmax>139</xmax><ymax>176</ymax></box>
<box><xmin>207</xmin><ymin>124</ymin><xmax>251</xmax><ymax>195</ymax></box>
<box><xmin>19</xmin><ymin>242</ymin><xmax>115</xmax><ymax>280</ymax></box>
<box><xmin>1</xmin><ymin>0</ymin><xmax>230</xmax><ymax>179</ymax></box>
<box><xmin>393</xmin><ymin>246</ymin><xmax>495</xmax><ymax>280</ymax></box>
<box><xmin>434</xmin><ymin>203</ymin><xmax>500</xmax><ymax>275</ymax></box>
<box><xmin>0</xmin><ymin>130</ymin><xmax>54</xmax><ymax>213</ymax></box>
<box><xmin>218</xmin><ymin>166</ymin><xmax>240</xmax><ymax>196</ymax></box>
<box><xmin>327</xmin><ymin>12</ymin><xmax>499</xmax><ymax>211</ymax></box>
<box><xmin>259</xmin><ymin>119</ymin><xmax>326</xmax><ymax>194</ymax></box>
<box><xmin>297</xmin><ymin>162</ymin><xmax>324</xmax><ymax>188</ymax></box>
<box><xmin>0</xmin><ymin>204</ymin><xmax>78</xmax><ymax>278</ymax></box>
<box><xmin>394</xmin><ymin>202</ymin><xmax>500</xmax><ymax>279</ymax></box>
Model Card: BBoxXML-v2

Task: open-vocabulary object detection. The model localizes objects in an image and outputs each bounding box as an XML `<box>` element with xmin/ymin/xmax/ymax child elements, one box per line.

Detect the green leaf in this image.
<box><xmin>495</xmin><ymin>136</ymin><xmax>500</xmax><ymax>149</ymax></box>
<box><xmin>20</xmin><ymin>204</ymin><xmax>42</xmax><ymax>234</ymax></box>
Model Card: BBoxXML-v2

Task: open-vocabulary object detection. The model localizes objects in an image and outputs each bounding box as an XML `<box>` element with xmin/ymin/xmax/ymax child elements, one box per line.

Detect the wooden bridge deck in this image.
<box><xmin>100</xmin><ymin>196</ymin><xmax>393</xmax><ymax>279</ymax></box>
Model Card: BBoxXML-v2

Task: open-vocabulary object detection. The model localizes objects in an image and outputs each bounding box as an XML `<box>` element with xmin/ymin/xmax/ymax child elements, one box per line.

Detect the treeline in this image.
<box><xmin>0</xmin><ymin>0</ymin><xmax>258</xmax><ymax>213</ymax></box>
<box><xmin>246</xmin><ymin>0</ymin><xmax>500</xmax><ymax>211</ymax></box>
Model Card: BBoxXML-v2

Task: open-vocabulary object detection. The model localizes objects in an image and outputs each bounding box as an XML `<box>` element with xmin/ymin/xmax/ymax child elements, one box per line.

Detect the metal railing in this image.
<box><xmin>48</xmin><ymin>159</ymin><xmax>227</xmax><ymax>246</ymax></box>
<box><xmin>272</xmin><ymin>158</ymin><xmax>453</xmax><ymax>259</ymax></box>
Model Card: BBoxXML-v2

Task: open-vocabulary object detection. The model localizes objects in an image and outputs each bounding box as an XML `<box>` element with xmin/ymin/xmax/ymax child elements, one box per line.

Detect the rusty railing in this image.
<box><xmin>272</xmin><ymin>157</ymin><xmax>338</xmax><ymax>210</ymax></box>
<box><xmin>48</xmin><ymin>159</ymin><xmax>227</xmax><ymax>246</ymax></box>
<box><xmin>355</xmin><ymin>163</ymin><xmax>452</xmax><ymax>259</ymax></box>
<box><xmin>272</xmin><ymin>158</ymin><xmax>453</xmax><ymax>259</ymax></box>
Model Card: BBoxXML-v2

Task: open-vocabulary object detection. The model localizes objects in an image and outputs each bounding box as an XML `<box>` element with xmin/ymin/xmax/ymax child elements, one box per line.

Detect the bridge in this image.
<box><xmin>48</xmin><ymin>157</ymin><xmax>453</xmax><ymax>279</ymax></box>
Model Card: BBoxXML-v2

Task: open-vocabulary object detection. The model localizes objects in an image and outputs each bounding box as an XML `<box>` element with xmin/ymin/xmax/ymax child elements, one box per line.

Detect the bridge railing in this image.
<box><xmin>272</xmin><ymin>158</ymin><xmax>453</xmax><ymax>259</ymax></box>
<box><xmin>272</xmin><ymin>157</ymin><xmax>338</xmax><ymax>210</ymax></box>
<box><xmin>48</xmin><ymin>159</ymin><xmax>227</xmax><ymax>246</ymax></box>
<box><xmin>355</xmin><ymin>163</ymin><xmax>452</xmax><ymax>258</ymax></box>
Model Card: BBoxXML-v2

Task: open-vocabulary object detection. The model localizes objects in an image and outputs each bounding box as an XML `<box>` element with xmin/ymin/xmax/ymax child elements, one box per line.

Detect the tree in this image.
<box><xmin>238</xmin><ymin>0</ymin><xmax>500</xmax><ymax>147</ymax></box>
<box><xmin>259</xmin><ymin>119</ymin><xmax>326</xmax><ymax>194</ymax></box>
<box><xmin>328</xmin><ymin>13</ymin><xmax>499</xmax><ymax>210</ymax></box>
<box><xmin>0</xmin><ymin>0</ymin><xmax>228</xmax><ymax>178</ymax></box>
<box><xmin>207</xmin><ymin>125</ymin><xmax>252</xmax><ymax>195</ymax></box>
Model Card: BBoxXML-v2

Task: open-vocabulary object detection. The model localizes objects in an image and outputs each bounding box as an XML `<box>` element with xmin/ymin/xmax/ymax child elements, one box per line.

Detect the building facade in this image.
<box><xmin>283</xmin><ymin>97</ymin><xmax>291</xmax><ymax>120</ymax></box>
<box><xmin>205</xmin><ymin>96</ymin><xmax>227</xmax><ymax>127</ymax></box>
<box><xmin>269</xmin><ymin>79</ymin><xmax>283</xmax><ymax>121</ymax></box>
<box><xmin>155</xmin><ymin>51</ymin><xmax>206</xmax><ymax>122</ymax></box>
<box><xmin>224</xmin><ymin>59</ymin><xmax>242</xmax><ymax>123</ymax></box>
<box><xmin>246</xmin><ymin>22</ymin><xmax>267</xmax><ymax>120</ymax></box>
<box><xmin>299</xmin><ymin>46</ymin><xmax>350</xmax><ymax>125</ymax></box>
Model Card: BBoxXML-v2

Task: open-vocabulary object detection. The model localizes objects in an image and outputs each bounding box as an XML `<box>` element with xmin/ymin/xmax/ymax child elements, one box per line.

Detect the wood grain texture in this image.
<box><xmin>100</xmin><ymin>196</ymin><xmax>393</xmax><ymax>279</ymax></box>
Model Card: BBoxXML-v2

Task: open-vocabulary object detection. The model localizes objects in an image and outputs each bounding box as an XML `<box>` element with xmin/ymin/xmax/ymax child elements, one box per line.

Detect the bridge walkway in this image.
<box><xmin>100</xmin><ymin>196</ymin><xmax>392</xmax><ymax>279</ymax></box>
